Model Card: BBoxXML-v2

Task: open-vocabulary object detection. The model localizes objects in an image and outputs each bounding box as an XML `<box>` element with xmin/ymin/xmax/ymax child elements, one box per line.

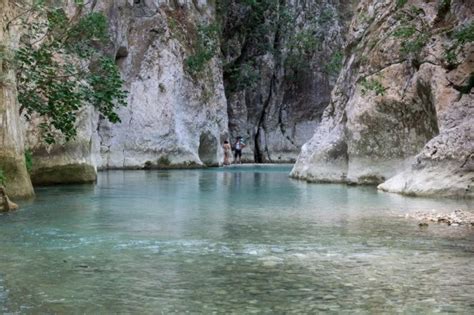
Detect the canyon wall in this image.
<box><xmin>221</xmin><ymin>0</ymin><xmax>352</xmax><ymax>162</ymax></box>
<box><xmin>4</xmin><ymin>0</ymin><xmax>472</xmax><ymax>199</ymax></box>
<box><xmin>0</xmin><ymin>0</ymin><xmax>34</xmax><ymax>198</ymax></box>
<box><xmin>96</xmin><ymin>0</ymin><xmax>228</xmax><ymax>169</ymax></box>
<box><xmin>25</xmin><ymin>0</ymin><xmax>229</xmax><ymax>186</ymax></box>
<box><xmin>291</xmin><ymin>0</ymin><xmax>473</xmax><ymax>197</ymax></box>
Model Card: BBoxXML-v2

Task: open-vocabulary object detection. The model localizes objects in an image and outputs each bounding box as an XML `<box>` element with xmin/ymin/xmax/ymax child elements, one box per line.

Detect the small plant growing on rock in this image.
<box><xmin>0</xmin><ymin>169</ymin><xmax>6</xmax><ymax>187</ymax></box>
<box><xmin>453</xmin><ymin>22</ymin><xmax>474</xmax><ymax>45</ymax></box>
<box><xmin>157</xmin><ymin>156</ymin><xmax>171</xmax><ymax>167</ymax></box>
<box><xmin>24</xmin><ymin>149</ymin><xmax>33</xmax><ymax>174</ymax></box>
<box><xmin>391</xmin><ymin>5</ymin><xmax>431</xmax><ymax>60</ymax></box>
<box><xmin>443</xmin><ymin>22</ymin><xmax>474</xmax><ymax>69</ymax></box>
<box><xmin>393</xmin><ymin>24</ymin><xmax>429</xmax><ymax>57</ymax></box>
<box><xmin>324</xmin><ymin>50</ymin><xmax>344</xmax><ymax>76</ymax></box>
<box><xmin>396</xmin><ymin>0</ymin><xmax>408</xmax><ymax>9</ymax></box>
<box><xmin>360</xmin><ymin>78</ymin><xmax>386</xmax><ymax>96</ymax></box>
<box><xmin>225</xmin><ymin>62</ymin><xmax>260</xmax><ymax>92</ymax></box>
<box><xmin>185</xmin><ymin>23</ymin><xmax>220</xmax><ymax>74</ymax></box>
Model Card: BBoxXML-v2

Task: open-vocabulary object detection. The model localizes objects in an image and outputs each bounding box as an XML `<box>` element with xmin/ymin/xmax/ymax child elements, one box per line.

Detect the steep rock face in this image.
<box><xmin>24</xmin><ymin>107</ymin><xmax>99</xmax><ymax>185</ymax></box>
<box><xmin>0</xmin><ymin>0</ymin><xmax>34</xmax><ymax>198</ymax></box>
<box><xmin>291</xmin><ymin>0</ymin><xmax>473</xmax><ymax>197</ymax></box>
<box><xmin>97</xmin><ymin>0</ymin><xmax>228</xmax><ymax>169</ymax></box>
<box><xmin>221</xmin><ymin>0</ymin><xmax>352</xmax><ymax>162</ymax></box>
<box><xmin>25</xmin><ymin>0</ymin><xmax>229</xmax><ymax>184</ymax></box>
<box><xmin>22</xmin><ymin>2</ymin><xmax>104</xmax><ymax>185</ymax></box>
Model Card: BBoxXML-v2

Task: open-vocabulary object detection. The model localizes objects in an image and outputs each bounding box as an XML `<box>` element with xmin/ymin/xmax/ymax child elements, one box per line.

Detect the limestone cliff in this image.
<box><xmin>0</xmin><ymin>0</ymin><xmax>34</xmax><ymax>198</ymax></box>
<box><xmin>25</xmin><ymin>0</ymin><xmax>229</xmax><ymax>184</ymax></box>
<box><xmin>97</xmin><ymin>0</ymin><xmax>228</xmax><ymax>169</ymax></box>
<box><xmin>221</xmin><ymin>0</ymin><xmax>352</xmax><ymax>162</ymax></box>
<box><xmin>291</xmin><ymin>0</ymin><xmax>473</xmax><ymax>197</ymax></box>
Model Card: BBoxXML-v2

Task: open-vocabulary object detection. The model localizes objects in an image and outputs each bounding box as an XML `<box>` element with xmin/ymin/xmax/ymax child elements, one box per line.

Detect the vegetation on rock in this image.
<box><xmin>12</xmin><ymin>0</ymin><xmax>127</xmax><ymax>144</ymax></box>
<box><xmin>0</xmin><ymin>169</ymin><xmax>6</xmax><ymax>187</ymax></box>
<box><xmin>185</xmin><ymin>22</ymin><xmax>220</xmax><ymax>74</ymax></box>
<box><xmin>360</xmin><ymin>78</ymin><xmax>386</xmax><ymax>96</ymax></box>
<box><xmin>24</xmin><ymin>149</ymin><xmax>33</xmax><ymax>173</ymax></box>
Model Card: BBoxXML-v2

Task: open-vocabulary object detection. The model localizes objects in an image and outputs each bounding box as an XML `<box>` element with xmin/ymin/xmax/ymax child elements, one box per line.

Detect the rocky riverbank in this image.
<box><xmin>0</xmin><ymin>186</ymin><xmax>18</xmax><ymax>212</ymax></box>
<box><xmin>405</xmin><ymin>209</ymin><xmax>474</xmax><ymax>227</ymax></box>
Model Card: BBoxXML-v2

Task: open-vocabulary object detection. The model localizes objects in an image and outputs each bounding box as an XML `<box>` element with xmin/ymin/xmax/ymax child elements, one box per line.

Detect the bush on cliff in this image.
<box><xmin>11</xmin><ymin>0</ymin><xmax>127</xmax><ymax>144</ymax></box>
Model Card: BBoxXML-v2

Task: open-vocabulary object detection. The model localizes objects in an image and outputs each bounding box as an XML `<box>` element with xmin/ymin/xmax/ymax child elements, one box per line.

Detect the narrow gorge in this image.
<box><xmin>1</xmin><ymin>0</ymin><xmax>473</xmax><ymax>198</ymax></box>
<box><xmin>1</xmin><ymin>1</ymin><xmax>474</xmax><ymax>313</ymax></box>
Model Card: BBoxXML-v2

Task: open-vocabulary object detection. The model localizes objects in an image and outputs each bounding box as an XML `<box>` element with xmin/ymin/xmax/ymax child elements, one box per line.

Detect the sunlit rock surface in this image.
<box><xmin>292</xmin><ymin>0</ymin><xmax>473</xmax><ymax>197</ymax></box>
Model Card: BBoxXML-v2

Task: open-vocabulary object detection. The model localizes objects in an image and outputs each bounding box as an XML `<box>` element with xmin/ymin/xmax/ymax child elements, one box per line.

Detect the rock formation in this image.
<box><xmin>2</xmin><ymin>0</ymin><xmax>472</xmax><ymax>199</ymax></box>
<box><xmin>25</xmin><ymin>0</ymin><xmax>229</xmax><ymax>185</ymax></box>
<box><xmin>96</xmin><ymin>0</ymin><xmax>228</xmax><ymax>169</ymax></box>
<box><xmin>0</xmin><ymin>186</ymin><xmax>18</xmax><ymax>212</ymax></box>
<box><xmin>0</xmin><ymin>0</ymin><xmax>34</xmax><ymax>198</ymax></box>
<box><xmin>291</xmin><ymin>0</ymin><xmax>473</xmax><ymax>197</ymax></box>
<box><xmin>221</xmin><ymin>0</ymin><xmax>352</xmax><ymax>162</ymax></box>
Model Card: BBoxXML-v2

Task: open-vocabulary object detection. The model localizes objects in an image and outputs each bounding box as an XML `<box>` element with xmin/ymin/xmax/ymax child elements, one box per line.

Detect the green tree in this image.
<box><xmin>12</xmin><ymin>1</ymin><xmax>127</xmax><ymax>144</ymax></box>
<box><xmin>185</xmin><ymin>22</ymin><xmax>220</xmax><ymax>74</ymax></box>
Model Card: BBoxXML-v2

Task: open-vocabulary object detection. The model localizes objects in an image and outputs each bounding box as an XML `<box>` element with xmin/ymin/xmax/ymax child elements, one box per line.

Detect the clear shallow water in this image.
<box><xmin>1</xmin><ymin>165</ymin><xmax>473</xmax><ymax>313</ymax></box>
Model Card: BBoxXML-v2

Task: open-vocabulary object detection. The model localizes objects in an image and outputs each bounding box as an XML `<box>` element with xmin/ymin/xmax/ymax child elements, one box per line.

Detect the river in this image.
<box><xmin>1</xmin><ymin>165</ymin><xmax>473</xmax><ymax>313</ymax></box>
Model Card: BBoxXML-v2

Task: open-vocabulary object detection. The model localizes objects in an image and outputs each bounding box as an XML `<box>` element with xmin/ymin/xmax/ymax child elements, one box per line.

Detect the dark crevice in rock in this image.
<box><xmin>255</xmin><ymin>75</ymin><xmax>276</xmax><ymax>163</ymax></box>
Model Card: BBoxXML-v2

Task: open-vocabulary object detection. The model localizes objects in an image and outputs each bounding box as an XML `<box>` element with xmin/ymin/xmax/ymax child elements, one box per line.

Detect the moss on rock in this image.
<box><xmin>0</xmin><ymin>154</ymin><xmax>34</xmax><ymax>199</ymax></box>
<box><xmin>31</xmin><ymin>163</ymin><xmax>97</xmax><ymax>186</ymax></box>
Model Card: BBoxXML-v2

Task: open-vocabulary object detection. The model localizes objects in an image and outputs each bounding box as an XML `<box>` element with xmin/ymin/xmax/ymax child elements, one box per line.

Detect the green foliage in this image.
<box><xmin>453</xmin><ymin>22</ymin><xmax>474</xmax><ymax>45</ymax></box>
<box><xmin>453</xmin><ymin>72</ymin><xmax>474</xmax><ymax>94</ymax></box>
<box><xmin>157</xmin><ymin>156</ymin><xmax>171</xmax><ymax>167</ymax></box>
<box><xmin>360</xmin><ymin>78</ymin><xmax>386</xmax><ymax>96</ymax></box>
<box><xmin>443</xmin><ymin>22</ymin><xmax>474</xmax><ymax>68</ymax></box>
<box><xmin>443</xmin><ymin>47</ymin><xmax>458</xmax><ymax>66</ymax></box>
<box><xmin>185</xmin><ymin>23</ymin><xmax>220</xmax><ymax>74</ymax></box>
<box><xmin>393</xmin><ymin>25</ymin><xmax>417</xmax><ymax>38</ymax></box>
<box><xmin>24</xmin><ymin>149</ymin><xmax>33</xmax><ymax>173</ymax></box>
<box><xmin>392</xmin><ymin>8</ymin><xmax>430</xmax><ymax>57</ymax></box>
<box><xmin>224</xmin><ymin>62</ymin><xmax>260</xmax><ymax>92</ymax></box>
<box><xmin>437</xmin><ymin>0</ymin><xmax>451</xmax><ymax>15</ymax></box>
<box><xmin>14</xmin><ymin>4</ymin><xmax>127</xmax><ymax>144</ymax></box>
<box><xmin>285</xmin><ymin>29</ymin><xmax>320</xmax><ymax>75</ymax></box>
<box><xmin>289</xmin><ymin>30</ymin><xmax>320</xmax><ymax>55</ymax></box>
<box><xmin>400</xmin><ymin>33</ymin><xmax>429</xmax><ymax>55</ymax></box>
<box><xmin>325</xmin><ymin>51</ymin><xmax>344</xmax><ymax>76</ymax></box>
<box><xmin>396</xmin><ymin>0</ymin><xmax>408</xmax><ymax>9</ymax></box>
<box><xmin>318</xmin><ymin>8</ymin><xmax>335</xmax><ymax>25</ymax></box>
<box><xmin>0</xmin><ymin>169</ymin><xmax>6</xmax><ymax>187</ymax></box>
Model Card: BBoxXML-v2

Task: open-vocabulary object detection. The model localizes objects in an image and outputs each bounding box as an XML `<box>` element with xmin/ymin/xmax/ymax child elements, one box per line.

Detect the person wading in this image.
<box><xmin>223</xmin><ymin>140</ymin><xmax>232</xmax><ymax>166</ymax></box>
<box><xmin>233</xmin><ymin>136</ymin><xmax>246</xmax><ymax>164</ymax></box>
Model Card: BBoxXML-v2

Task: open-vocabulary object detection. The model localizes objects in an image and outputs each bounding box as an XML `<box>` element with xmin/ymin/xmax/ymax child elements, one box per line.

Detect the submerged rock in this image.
<box><xmin>407</xmin><ymin>209</ymin><xmax>474</xmax><ymax>226</ymax></box>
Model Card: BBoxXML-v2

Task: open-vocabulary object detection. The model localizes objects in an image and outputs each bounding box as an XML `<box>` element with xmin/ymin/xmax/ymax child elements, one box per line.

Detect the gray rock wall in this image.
<box><xmin>291</xmin><ymin>0</ymin><xmax>474</xmax><ymax>197</ymax></box>
<box><xmin>0</xmin><ymin>0</ymin><xmax>34</xmax><ymax>199</ymax></box>
<box><xmin>221</xmin><ymin>0</ymin><xmax>353</xmax><ymax>162</ymax></box>
<box><xmin>97</xmin><ymin>0</ymin><xmax>228</xmax><ymax>169</ymax></box>
<box><xmin>25</xmin><ymin>0</ymin><xmax>229</xmax><ymax>183</ymax></box>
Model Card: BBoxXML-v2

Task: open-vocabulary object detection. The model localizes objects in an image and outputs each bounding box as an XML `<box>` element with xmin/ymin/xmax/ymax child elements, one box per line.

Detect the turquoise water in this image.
<box><xmin>1</xmin><ymin>165</ymin><xmax>473</xmax><ymax>313</ymax></box>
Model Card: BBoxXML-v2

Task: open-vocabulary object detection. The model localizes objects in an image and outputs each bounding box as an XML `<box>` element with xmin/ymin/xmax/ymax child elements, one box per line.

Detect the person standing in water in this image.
<box><xmin>233</xmin><ymin>136</ymin><xmax>246</xmax><ymax>164</ymax></box>
<box><xmin>223</xmin><ymin>140</ymin><xmax>232</xmax><ymax>166</ymax></box>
